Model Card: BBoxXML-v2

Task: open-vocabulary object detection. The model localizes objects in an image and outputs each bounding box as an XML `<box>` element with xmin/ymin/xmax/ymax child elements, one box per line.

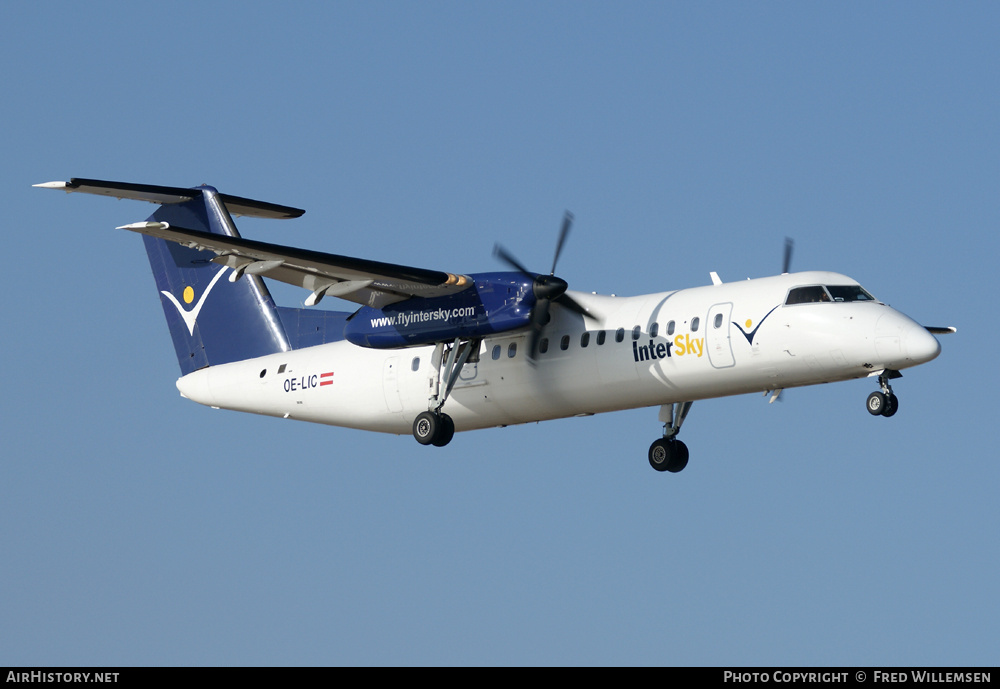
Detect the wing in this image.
<box><xmin>118</xmin><ymin>221</ymin><xmax>471</xmax><ymax>308</ymax></box>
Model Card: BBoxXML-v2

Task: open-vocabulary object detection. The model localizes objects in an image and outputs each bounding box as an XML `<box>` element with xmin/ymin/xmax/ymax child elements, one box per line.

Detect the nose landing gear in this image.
<box><xmin>867</xmin><ymin>370</ymin><xmax>900</xmax><ymax>417</ymax></box>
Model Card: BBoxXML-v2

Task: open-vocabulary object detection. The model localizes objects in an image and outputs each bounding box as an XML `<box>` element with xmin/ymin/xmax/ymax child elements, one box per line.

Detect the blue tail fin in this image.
<box><xmin>142</xmin><ymin>186</ymin><xmax>292</xmax><ymax>374</ymax></box>
<box><xmin>36</xmin><ymin>178</ymin><xmax>313</xmax><ymax>374</ymax></box>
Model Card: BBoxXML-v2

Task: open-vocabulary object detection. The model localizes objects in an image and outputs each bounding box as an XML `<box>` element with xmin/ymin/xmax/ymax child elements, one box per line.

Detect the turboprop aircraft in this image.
<box><xmin>36</xmin><ymin>178</ymin><xmax>954</xmax><ymax>473</ymax></box>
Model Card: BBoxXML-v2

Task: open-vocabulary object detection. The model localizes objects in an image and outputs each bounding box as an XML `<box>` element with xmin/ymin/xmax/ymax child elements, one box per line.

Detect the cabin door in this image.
<box><xmin>707</xmin><ymin>302</ymin><xmax>736</xmax><ymax>369</ymax></box>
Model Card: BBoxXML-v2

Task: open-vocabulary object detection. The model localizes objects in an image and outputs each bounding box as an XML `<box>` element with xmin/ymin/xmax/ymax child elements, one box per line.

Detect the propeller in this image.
<box><xmin>770</xmin><ymin>238</ymin><xmax>795</xmax><ymax>403</ymax></box>
<box><xmin>494</xmin><ymin>211</ymin><xmax>593</xmax><ymax>362</ymax></box>
<box><xmin>782</xmin><ymin>237</ymin><xmax>794</xmax><ymax>274</ymax></box>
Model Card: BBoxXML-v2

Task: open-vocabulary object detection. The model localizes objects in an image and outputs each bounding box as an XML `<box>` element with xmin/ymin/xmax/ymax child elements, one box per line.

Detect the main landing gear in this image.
<box><xmin>411</xmin><ymin>337</ymin><xmax>478</xmax><ymax>448</ymax></box>
<box><xmin>413</xmin><ymin>411</ymin><xmax>455</xmax><ymax>447</ymax></box>
<box><xmin>866</xmin><ymin>370</ymin><xmax>901</xmax><ymax>418</ymax></box>
<box><xmin>649</xmin><ymin>401</ymin><xmax>693</xmax><ymax>473</ymax></box>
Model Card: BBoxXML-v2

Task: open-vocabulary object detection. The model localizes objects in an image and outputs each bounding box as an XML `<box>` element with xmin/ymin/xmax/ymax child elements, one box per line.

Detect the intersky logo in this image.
<box><xmin>632</xmin><ymin>304</ymin><xmax>781</xmax><ymax>364</ymax></box>
<box><xmin>733</xmin><ymin>304</ymin><xmax>780</xmax><ymax>346</ymax></box>
<box><xmin>633</xmin><ymin>338</ymin><xmax>672</xmax><ymax>362</ymax></box>
<box><xmin>160</xmin><ymin>266</ymin><xmax>230</xmax><ymax>336</ymax></box>
<box><xmin>632</xmin><ymin>333</ymin><xmax>703</xmax><ymax>362</ymax></box>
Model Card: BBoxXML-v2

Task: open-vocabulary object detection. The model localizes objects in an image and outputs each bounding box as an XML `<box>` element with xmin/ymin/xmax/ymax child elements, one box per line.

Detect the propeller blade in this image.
<box><xmin>527</xmin><ymin>298</ymin><xmax>551</xmax><ymax>363</ymax></box>
<box><xmin>782</xmin><ymin>237</ymin><xmax>794</xmax><ymax>274</ymax></box>
<box><xmin>550</xmin><ymin>211</ymin><xmax>573</xmax><ymax>276</ymax></box>
<box><xmin>555</xmin><ymin>292</ymin><xmax>597</xmax><ymax>320</ymax></box>
<box><xmin>493</xmin><ymin>244</ymin><xmax>533</xmax><ymax>278</ymax></box>
<box><xmin>493</xmin><ymin>211</ymin><xmax>588</xmax><ymax>362</ymax></box>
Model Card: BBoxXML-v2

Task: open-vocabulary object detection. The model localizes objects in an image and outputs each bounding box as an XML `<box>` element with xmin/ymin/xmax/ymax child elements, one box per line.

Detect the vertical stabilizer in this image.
<box><xmin>142</xmin><ymin>186</ymin><xmax>291</xmax><ymax>374</ymax></box>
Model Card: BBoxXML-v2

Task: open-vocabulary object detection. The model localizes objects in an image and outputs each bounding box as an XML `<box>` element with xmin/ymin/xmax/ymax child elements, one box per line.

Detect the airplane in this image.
<box><xmin>36</xmin><ymin>178</ymin><xmax>955</xmax><ymax>473</ymax></box>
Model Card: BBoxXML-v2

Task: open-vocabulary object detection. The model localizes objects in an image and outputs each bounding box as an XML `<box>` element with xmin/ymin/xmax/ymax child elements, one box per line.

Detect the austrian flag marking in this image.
<box><xmin>282</xmin><ymin>371</ymin><xmax>335</xmax><ymax>393</ymax></box>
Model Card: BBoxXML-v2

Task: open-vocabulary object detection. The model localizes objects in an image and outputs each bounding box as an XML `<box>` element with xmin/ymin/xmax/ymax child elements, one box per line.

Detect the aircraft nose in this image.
<box><xmin>904</xmin><ymin>323</ymin><xmax>941</xmax><ymax>365</ymax></box>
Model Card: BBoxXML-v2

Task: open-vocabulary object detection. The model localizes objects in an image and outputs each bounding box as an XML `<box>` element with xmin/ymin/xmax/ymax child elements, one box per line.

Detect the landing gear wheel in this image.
<box><xmin>880</xmin><ymin>393</ymin><xmax>898</xmax><ymax>417</ymax></box>
<box><xmin>866</xmin><ymin>391</ymin><xmax>886</xmax><ymax>416</ymax></box>
<box><xmin>670</xmin><ymin>440</ymin><xmax>689</xmax><ymax>473</ymax></box>
<box><xmin>432</xmin><ymin>414</ymin><xmax>455</xmax><ymax>447</ymax></box>
<box><xmin>413</xmin><ymin>412</ymin><xmax>442</xmax><ymax>446</ymax></box>
<box><xmin>649</xmin><ymin>439</ymin><xmax>672</xmax><ymax>472</ymax></box>
<box><xmin>413</xmin><ymin>411</ymin><xmax>455</xmax><ymax>446</ymax></box>
<box><xmin>648</xmin><ymin>438</ymin><xmax>689</xmax><ymax>473</ymax></box>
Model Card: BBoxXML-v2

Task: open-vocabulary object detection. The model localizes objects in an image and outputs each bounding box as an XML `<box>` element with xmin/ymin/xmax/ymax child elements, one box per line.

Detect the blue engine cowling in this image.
<box><xmin>344</xmin><ymin>272</ymin><xmax>536</xmax><ymax>348</ymax></box>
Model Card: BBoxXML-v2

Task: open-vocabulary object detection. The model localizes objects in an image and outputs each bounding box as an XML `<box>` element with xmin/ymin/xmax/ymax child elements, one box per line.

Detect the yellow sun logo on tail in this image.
<box><xmin>160</xmin><ymin>268</ymin><xmax>230</xmax><ymax>336</ymax></box>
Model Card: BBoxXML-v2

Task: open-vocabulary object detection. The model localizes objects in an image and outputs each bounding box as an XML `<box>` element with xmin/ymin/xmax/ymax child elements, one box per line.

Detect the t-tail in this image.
<box><xmin>35</xmin><ymin>178</ymin><xmax>303</xmax><ymax>375</ymax></box>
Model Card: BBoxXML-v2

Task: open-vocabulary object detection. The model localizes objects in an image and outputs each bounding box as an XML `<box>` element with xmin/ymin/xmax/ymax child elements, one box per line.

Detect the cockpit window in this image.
<box><xmin>785</xmin><ymin>286</ymin><xmax>831</xmax><ymax>305</ymax></box>
<box><xmin>786</xmin><ymin>284</ymin><xmax>878</xmax><ymax>305</ymax></box>
<box><xmin>826</xmin><ymin>285</ymin><xmax>876</xmax><ymax>302</ymax></box>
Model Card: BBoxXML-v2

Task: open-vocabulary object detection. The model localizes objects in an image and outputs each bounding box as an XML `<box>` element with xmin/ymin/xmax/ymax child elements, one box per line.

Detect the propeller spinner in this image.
<box><xmin>494</xmin><ymin>212</ymin><xmax>592</xmax><ymax>362</ymax></box>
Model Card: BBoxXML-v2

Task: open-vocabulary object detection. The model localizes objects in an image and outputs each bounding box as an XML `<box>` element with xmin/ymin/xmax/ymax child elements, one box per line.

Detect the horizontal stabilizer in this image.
<box><xmin>35</xmin><ymin>178</ymin><xmax>305</xmax><ymax>219</ymax></box>
<box><xmin>924</xmin><ymin>326</ymin><xmax>957</xmax><ymax>334</ymax></box>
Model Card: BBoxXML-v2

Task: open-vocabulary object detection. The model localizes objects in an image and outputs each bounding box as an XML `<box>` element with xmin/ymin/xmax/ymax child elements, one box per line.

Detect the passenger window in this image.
<box><xmin>650</xmin><ymin>322</ymin><xmax>659</xmax><ymax>338</ymax></box>
<box><xmin>492</xmin><ymin>345</ymin><xmax>501</xmax><ymax>360</ymax></box>
<box><xmin>615</xmin><ymin>328</ymin><xmax>625</xmax><ymax>343</ymax></box>
<box><xmin>539</xmin><ymin>338</ymin><xmax>549</xmax><ymax>354</ymax></box>
<box><xmin>508</xmin><ymin>342</ymin><xmax>517</xmax><ymax>358</ymax></box>
<box><xmin>632</xmin><ymin>326</ymin><xmax>641</xmax><ymax>340</ymax></box>
<box><xmin>667</xmin><ymin>320</ymin><xmax>675</xmax><ymax>336</ymax></box>
<box><xmin>691</xmin><ymin>317</ymin><xmax>700</xmax><ymax>332</ymax></box>
<box><xmin>560</xmin><ymin>335</ymin><xmax>570</xmax><ymax>351</ymax></box>
<box><xmin>411</xmin><ymin>357</ymin><xmax>420</xmax><ymax>371</ymax></box>
<box><xmin>714</xmin><ymin>313</ymin><xmax>723</xmax><ymax>329</ymax></box>
<box><xmin>580</xmin><ymin>332</ymin><xmax>590</xmax><ymax>348</ymax></box>
<box><xmin>597</xmin><ymin>330</ymin><xmax>606</xmax><ymax>345</ymax></box>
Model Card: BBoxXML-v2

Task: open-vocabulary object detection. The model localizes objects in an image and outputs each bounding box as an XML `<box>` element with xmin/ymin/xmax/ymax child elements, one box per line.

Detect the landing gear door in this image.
<box><xmin>707</xmin><ymin>302</ymin><xmax>735</xmax><ymax>369</ymax></box>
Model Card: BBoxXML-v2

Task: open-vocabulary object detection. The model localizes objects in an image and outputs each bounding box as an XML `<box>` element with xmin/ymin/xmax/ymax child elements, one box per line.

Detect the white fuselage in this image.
<box><xmin>175</xmin><ymin>272</ymin><xmax>941</xmax><ymax>435</ymax></box>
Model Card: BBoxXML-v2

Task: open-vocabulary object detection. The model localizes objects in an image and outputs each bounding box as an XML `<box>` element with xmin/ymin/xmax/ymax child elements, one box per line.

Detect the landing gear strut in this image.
<box><xmin>411</xmin><ymin>338</ymin><xmax>477</xmax><ymax>447</ymax></box>
<box><xmin>649</xmin><ymin>402</ymin><xmax>692</xmax><ymax>473</ymax></box>
<box><xmin>867</xmin><ymin>370</ymin><xmax>900</xmax><ymax>418</ymax></box>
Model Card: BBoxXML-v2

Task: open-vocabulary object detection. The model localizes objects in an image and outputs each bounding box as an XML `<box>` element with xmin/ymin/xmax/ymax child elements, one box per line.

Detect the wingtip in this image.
<box><xmin>33</xmin><ymin>181</ymin><xmax>68</xmax><ymax>189</ymax></box>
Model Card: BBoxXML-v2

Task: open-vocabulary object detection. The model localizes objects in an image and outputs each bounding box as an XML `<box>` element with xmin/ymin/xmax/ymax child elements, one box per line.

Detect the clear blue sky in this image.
<box><xmin>2</xmin><ymin>2</ymin><xmax>996</xmax><ymax>666</ymax></box>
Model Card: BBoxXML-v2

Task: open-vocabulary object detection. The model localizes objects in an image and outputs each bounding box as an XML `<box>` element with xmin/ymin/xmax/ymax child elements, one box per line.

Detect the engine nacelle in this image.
<box><xmin>344</xmin><ymin>272</ymin><xmax>535</xmax><ymax>348</ymax></box>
